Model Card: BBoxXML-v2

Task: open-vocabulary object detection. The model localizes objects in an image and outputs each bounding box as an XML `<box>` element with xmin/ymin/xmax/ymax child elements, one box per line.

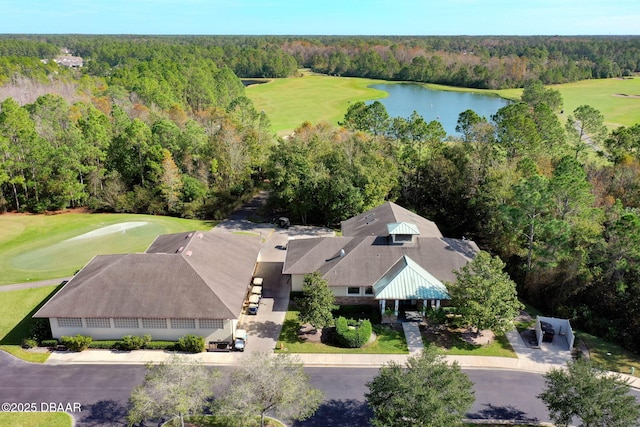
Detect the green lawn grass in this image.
<box><xmin>550</xmin><ymin>77</ymin><xmax>640</xmax><ymax>129</ymax></box>
<box><xmin>247</xmin><ymin>73</ymin><xmax>639</xmax><ymax>137</ymax></box>
<box><xmin>246</xmin><ymin>74</ymin><xmax>389</xmax><ymax>135</ymax></box>
<box><xmin>0</xmin><ymin>213</ymin><xmax>215</xmax><ymax>285</ymax></box>
<box><xmin>577</xmin><ymin>329</ymin><xmax>640</xmax><ymax>376</ymax></box>
<box><xmin>0</xmin><ymin>286</ymin><xmax>60</xmax><ymax>363</ymax></box>
<box><xmin>276</xmin><ymin>310</ymin><xmax>408</xmax><ymax>354</ymax></box>
<box><xmin>0</xmin><ymin>412</ymin><xmax>72</xmax><ymax>427</ymax></box>
<box><xmin>435</xmin><ymin>334</ymin><xmax>517</xmax><ymax>358</ymax></box>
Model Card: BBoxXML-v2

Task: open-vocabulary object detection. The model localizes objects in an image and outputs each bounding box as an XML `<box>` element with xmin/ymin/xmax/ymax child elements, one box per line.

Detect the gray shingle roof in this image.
<box><xmin>283</xmin><ymin>234</ymin><xmax>478</xmax><ymax>289</ymax></box>
<box><xmin>341</xmin><ymin>202</ymin><xmax>443</xmax><ymax>238</ymax></box>
<box><xmin>34</xmin><ymin>231</ymin><xmax>261</xmax><ymax>320</ymax></box>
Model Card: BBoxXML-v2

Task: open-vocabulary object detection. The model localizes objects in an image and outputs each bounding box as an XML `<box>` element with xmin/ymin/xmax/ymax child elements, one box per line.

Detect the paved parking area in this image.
<box><xmin>227</xmin><ymin>222</ymin><xmax>335</xmax><ymax>353</ymax></box>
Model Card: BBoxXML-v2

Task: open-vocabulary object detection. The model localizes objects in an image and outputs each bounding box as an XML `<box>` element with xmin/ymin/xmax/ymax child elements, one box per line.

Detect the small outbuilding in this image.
<box><xmin>535</xmin><ymin>316</ymin><xmax>575</xmax><ymax>350</ymax></box>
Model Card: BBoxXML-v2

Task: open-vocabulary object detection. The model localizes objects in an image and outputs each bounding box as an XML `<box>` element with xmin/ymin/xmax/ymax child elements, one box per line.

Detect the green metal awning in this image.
<box><xmin>373</xmin><ymin>255</ymin><xmax>450</xmax><ymax>300</ymax></box>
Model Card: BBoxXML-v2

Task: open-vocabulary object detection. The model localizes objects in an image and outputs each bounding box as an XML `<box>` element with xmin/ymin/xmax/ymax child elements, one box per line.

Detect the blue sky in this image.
<box><xmin>1</xmin><ymin>0</ymin><xmax>638</xmax><ymax>35</ymax></box>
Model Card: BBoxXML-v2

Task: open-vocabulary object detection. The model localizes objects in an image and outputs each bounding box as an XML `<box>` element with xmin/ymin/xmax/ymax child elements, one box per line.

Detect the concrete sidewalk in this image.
<box><xmin>43</xmin><ymin>329</ymin><xmax>640</xmax><ymax>390</ymax></box>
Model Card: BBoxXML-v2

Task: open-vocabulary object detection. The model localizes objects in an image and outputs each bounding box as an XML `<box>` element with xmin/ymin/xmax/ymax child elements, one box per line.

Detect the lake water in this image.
<box><xmin>368</xmin><ymin>83</ymin><xmax>510</xmax><ymax>136</ymax></box>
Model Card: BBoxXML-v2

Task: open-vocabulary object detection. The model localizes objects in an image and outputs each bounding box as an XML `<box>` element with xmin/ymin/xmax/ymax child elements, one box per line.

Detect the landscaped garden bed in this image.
<box><xmin>276</xmin><ymin>308</ymin><xmax>408</xmax><ymax>354</ymax></box>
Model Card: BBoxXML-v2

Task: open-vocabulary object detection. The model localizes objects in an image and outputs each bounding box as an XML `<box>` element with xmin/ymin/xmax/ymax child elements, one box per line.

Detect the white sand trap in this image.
<box><xmin>67</xmin><ymin>221</ymin><xmax>148</xmax><ymax>241</ymax></box>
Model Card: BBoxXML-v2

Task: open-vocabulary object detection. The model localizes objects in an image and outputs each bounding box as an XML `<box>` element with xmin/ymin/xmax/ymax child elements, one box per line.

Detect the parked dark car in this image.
<box><xmin>540</xmin><ymin>321</ymin><xmax>555</xmax><ymax>342</ymax></box>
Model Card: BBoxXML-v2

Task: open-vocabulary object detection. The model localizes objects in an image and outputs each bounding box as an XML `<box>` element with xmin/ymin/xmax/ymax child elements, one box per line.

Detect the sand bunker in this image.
<box><xmin>67</xmin><ymin>221</ymin><xmax>148</xmax><ymax>241</ymax></box>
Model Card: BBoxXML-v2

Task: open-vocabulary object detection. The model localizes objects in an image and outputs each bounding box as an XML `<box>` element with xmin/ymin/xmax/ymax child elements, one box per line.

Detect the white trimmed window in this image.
<box><xmin>142</xmin><ymin>318</ymin><xmax>168</xmax><ymax>329</ymax></box>
<box><xmin>198</xmin><ymin>319</ymin><xmax>223</xmax><ymax>329</ymax></box>
<box><xmin>171</xmin><ymin>318</ymin><xmax>195</xmax><ymax>329</ymax></box>
<box><xmin>57</xmin><ymin>317</ymin><xmax>82</xmax><ymax>328</ymax></box>
<box><xmin>114</xmin><ymin>318</ymin><xmax>139</xmax><ymax>328</ymax></box>
<box><xmin>347</xmin><ymin>287</ymin><xmax>361</xmax><ymax>295</ymax></box>
<box><xmin>85</xmin><ymin>318</ymin><xmax>111</xmax><ymax>328</ymax></box>
<box><xmin>364</xmin><ymin>287</ymin><xmax>374</xmax><ymax>295</ymax></box>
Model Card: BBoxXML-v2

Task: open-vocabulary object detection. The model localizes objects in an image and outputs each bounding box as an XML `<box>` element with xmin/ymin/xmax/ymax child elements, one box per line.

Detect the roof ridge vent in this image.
<box><xmin>197</xmin><ymin>233</ymin><xmax>204</xmax><ymax>239</ymax></box>
<box><xmin>187</xmin><ymin>233</ymin><xmax>193</xmax><ymax>238</ymax></box>
<box><xmin>176</xmin><ymin>246</ymin><xmax>184</xmax><ymax>253</ymax></box>
<box><xmin>185</xmin><ymin>250</ymin><xmax>192</xmax><ymax>257</ymax></box>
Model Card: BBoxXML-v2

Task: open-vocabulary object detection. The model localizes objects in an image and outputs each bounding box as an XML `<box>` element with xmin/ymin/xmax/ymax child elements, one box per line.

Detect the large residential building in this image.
<box><xmin>34</xmin><ymin>231</ymin><xmax>261</xmax><ymax>343</ymax></box>
<box><xmin>283</xmin><ymin>202</ymin><xmax>479</xmax><ymax>315</ymax></box>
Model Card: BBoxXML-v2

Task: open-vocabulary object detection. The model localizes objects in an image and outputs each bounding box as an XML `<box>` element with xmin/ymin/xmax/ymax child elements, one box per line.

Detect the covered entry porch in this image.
<box><xmin>373</xmin><ymin>255</ymin><xmax>450</xmax><ymax>316</ymax></box>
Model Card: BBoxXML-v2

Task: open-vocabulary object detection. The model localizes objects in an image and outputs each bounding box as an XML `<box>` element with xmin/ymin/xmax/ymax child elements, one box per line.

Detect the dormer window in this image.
<box><xmin>387</xmin><ymin>222</ymin><xmax>420</xmax><ymax>244</ymax></box>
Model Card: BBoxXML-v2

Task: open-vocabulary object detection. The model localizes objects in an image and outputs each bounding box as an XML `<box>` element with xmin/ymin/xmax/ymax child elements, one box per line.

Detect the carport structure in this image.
<box><xmin>535</xmin><ymin>316</ymin><xmax>575</xmax><ymax>350</ymax></box>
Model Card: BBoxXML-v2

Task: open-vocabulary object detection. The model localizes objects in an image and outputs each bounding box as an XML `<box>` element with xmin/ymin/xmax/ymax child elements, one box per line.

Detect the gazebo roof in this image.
<box><xmin>373</xmin><ymin>255</ymin><xmax>450</xmax><ymax>300</ymax></box>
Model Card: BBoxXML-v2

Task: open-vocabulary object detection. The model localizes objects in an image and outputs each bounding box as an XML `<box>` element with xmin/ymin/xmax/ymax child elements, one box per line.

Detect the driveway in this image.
<box><xmin>228</xmin><ymin>221</ymin><xmax>335</xmax><ymax>354</ymax></box>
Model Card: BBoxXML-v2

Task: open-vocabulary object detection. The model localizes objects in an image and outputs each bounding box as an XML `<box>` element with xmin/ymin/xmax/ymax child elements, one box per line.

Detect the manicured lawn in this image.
<box><xmin>276</xmin><ymin>310</ymin><xmax>408</xmax><ymax>354</ymax></box>
<box><xmin>577</xmin><ymin>329</ymin><xmax>640</xmax><ymax>376</ymax></box>
<box><xmin>435</xmin><ymin>333</ymin><xmax>517</xmax><ymax>358</ymax></box>
<box><xmin>0</xmin><ymin>412</ymin><xmax>72</xmax><ymax>427</ymax></box>
<box><xmin>0</xmin><ymin>213</ymin><xmax>215</xmax><ymax>285</ymax></box>
<box><xmin>420</xmin><ymin>320</ymin><xmax>517</xmax><ymax>358</ymax></box>
<box><xmin>0</xmin><ymin>286</ymin><xmax>60</xmax><ymax>363</ymax></box>
<box><xmin>425</xmin><ymin>78</ymin><xmax>640</xmax><ymax>131</ymax></box>
<box><xmin>246</xmin><ymin>74</ymin><xmax>389</xmax><ymax>135</ymax></box>
<box><xmin>550</xmin><ymin>77</ymin><xmax>640</xmax><ymax>128</ymax></box>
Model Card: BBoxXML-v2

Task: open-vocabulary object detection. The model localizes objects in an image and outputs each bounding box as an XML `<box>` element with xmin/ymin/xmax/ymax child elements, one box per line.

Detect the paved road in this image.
<box><xmin>1</xmin><ymin>348</ymin><xmax>563</xmax><ymax>427</ymax></box>
<box><xmin>295</xmin><ymin>368</ymin><xmax>553</xmax><ymax>427</ymax></box>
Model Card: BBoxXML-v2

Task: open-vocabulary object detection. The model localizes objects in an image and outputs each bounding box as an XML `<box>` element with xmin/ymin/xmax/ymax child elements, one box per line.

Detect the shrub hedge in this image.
<box><xmin>178</xmin><ymin>334</ymin><xmax>205</xmax><ymax>353</ymax></box>
<box><xmin>115</xmin><ymin>334</ymin><xmax>151</xmax><ymax>350</ymax></box>
<box><xmin>335</xmin><ymin>317</ymin><xmax>372</xmax><ymax>348</ymax></box>
<box><xmin>21</xmin><ymin>338</ymin><xmax>37</xmax><ymax>349</ymax></box>
<box><xmin>88</xmin><ymin>340</ymin><xmax>119</xmax><ymax>349</ymax></box>
<box><xmin>87</xmin><ymin>336</ymin><xmax>177</xmax><ymax>350</ymax></box>
<box><xmin>61</xmin><ymin>335</ymin><xmax>92</xmax><ymax>351</ymax></box>
<box><xmin>144</xmin><ymin>341</ymin><xmax>177</xmax><ymax>350</ymax></box>
<box><xmin>40</xmin><ymin>339</ymin><xmax>59</xmax><ymax>347</ymax></box>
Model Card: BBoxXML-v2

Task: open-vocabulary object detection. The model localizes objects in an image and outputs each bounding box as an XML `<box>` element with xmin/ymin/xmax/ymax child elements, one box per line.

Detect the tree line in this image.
<box><xmin>2</xmin><ymin>35</ymin><xmax>640</xmax><ymax>89</ymax></box>
<box><xmin>283</xmin><ymin>35</ymin><xmax>640</xmax><ymax>88</ymax></box>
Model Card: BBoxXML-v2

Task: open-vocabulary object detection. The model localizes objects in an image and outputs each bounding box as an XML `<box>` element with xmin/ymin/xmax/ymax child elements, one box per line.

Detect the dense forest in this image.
<box><xmin>287</xmin><ymin>35</ymin><xmax>640</xmax><ymax>88</ymax></box>
<box><xmin>1</xmin><ymin>35</ymin><xmax>640</xmax><ymax>88</ymax></box>
<box><xmin>2</xmin><ymin>35</ymin><xmax>640</xmax><ymax>353</ymax></box>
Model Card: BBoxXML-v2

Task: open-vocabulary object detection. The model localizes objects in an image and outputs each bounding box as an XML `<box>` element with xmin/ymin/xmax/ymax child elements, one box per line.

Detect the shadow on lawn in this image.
<box><xmin>0</xmin><ymin>283</ymin><xmax>63</xmax><ymax>345</ymax></box>
<box><xmin>279</xmin><ymin>318</ymin><xmax>307</xmax><ymax>345</ymax></box>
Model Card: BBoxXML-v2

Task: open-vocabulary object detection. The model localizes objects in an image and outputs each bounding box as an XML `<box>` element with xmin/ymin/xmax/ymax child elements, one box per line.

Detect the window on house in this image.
<box><xmin>392</xmin><ymin>234</ymin><xmax>412</xmax><ymax>243</ymax></box>
<box><xmin>364</xmin><ymin>287</ymin><xmax>374</xmax><ymax>295</ymax></box>
<box><xmin>142</xmin><ymin>318</ymin><xmax>168</xmax><ymax>329</ymax></box>
<box><xmin>85</xmin><ymin>318</ymin><xmax>111</xmax><ymax>328</ymax></box>
<box><xmin>347</xmin><ymin>287</ymin><xmax>360</xmax><ymax>295</ymax></box>
<box><xmin>57</xmin><ymin>317</ymin><xmax>82</xmax><ymax>328</ymax></box>
<box><xmin>171</xmin><ymin>318</ymin><xmax>196</xmax><ymax>329</ymax></box>
<box><xmin>114</xmin><ymin>318</ymin><xmax>139</xmax><ymax>328</ymax></box>
<box><xmin>198</xmin><ymin>319</ymin><xmax>223</xmax><ymax>329</ymax></box>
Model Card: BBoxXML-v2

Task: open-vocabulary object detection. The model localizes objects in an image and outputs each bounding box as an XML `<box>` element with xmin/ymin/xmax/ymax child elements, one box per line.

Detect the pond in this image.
<box><xmin>368</xmin><ymin>83</ymin><xmax>510</xmax><ymax>136</ymax></box>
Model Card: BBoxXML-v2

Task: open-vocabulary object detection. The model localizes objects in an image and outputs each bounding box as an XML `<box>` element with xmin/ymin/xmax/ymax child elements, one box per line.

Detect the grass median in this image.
<box><xmin>0</xmin><ymin>412</ymin><xmax>72</xmax><ymax>427</ymax></box>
